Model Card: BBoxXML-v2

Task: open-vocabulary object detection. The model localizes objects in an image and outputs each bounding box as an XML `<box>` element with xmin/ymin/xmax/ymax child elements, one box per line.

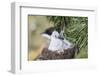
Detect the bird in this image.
<box><xmin>41</xmin><ymin>27</ymin><xmax>73</xmax><ymax>52</ymax></box>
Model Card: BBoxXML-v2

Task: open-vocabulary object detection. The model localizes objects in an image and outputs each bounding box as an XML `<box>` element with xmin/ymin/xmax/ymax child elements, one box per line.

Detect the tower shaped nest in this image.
<box><xmin>37</xmin><ymin>45</ymin><xmax>79</xmax><ymax>60</ymax></box>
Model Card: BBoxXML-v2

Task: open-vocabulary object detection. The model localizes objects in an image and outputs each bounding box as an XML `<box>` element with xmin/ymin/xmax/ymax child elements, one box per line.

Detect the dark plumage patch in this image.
<box><xmin>43</xmin><ymin>27</ymin><xmax>55</xmax><ymax>35</ymax></box>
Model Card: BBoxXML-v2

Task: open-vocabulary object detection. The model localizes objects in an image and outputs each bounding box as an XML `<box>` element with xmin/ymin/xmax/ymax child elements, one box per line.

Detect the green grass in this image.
<box><xmin>75</xmin><ymin>46</ymin><xmax>88</xmax><ymax>58</ymax></box>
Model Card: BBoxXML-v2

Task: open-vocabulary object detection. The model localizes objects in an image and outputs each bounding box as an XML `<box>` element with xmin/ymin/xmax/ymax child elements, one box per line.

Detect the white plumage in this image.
<box><xmin>42</xmin><ymin>30</ymin><xmax>72</xmax><ymax>52</ymax></box>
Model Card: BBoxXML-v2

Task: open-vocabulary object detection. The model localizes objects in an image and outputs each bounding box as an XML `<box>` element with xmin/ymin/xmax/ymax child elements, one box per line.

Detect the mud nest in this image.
<box><xmin>37</xmin><ymin>45</ymin><xmax>79</xmax><ymax>60</ymax></box>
